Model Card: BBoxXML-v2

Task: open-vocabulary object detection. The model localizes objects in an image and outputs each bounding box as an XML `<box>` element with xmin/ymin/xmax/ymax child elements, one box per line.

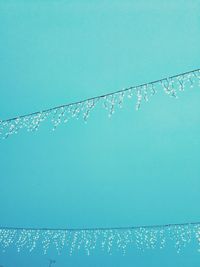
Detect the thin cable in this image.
<box><xmin>2</xmin><ymin>68</ymin><xmax>200</xmax><ymax>123</ymax></box>
<box><xmin>0</xmin><ymin>221</ymin><xmax>200</xmax><ymax>232</ymax></box>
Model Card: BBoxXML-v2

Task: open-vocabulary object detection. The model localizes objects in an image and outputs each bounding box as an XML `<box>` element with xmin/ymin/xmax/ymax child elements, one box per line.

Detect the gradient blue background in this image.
<box><xmin>0</xmin><ymin>0</ymin><xmax>200</xmax><ymax>266</ymax></box>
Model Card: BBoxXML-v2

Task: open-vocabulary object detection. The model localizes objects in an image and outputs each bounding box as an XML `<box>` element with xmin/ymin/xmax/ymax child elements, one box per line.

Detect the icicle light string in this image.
<box><xmin>0</xmin><ymin>221</ymin><xmax>200</xmax><ymax>255</ymax></box>
<box><xmin>1</xmin><ymin>68</ymin><xmax>200</xmax><ymax>139</ymax></box>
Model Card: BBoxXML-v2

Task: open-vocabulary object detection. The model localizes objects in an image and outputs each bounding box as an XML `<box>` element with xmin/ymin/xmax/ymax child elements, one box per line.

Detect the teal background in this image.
<box><xmin>0</xmin><ymin>0</ymin><xmax>200</xmax><ymax>266</ymax></box>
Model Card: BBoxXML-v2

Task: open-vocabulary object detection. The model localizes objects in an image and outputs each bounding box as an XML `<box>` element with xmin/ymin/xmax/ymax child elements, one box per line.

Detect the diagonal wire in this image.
<box><xmin>2</xmin><ymin>68</ymin><xmax>200</xmax><ymax>123</ymax></box>
<box><xmin>0</xmin><ymin>221</ymin><xmax>200</xmax><ymax>232</ymax></box>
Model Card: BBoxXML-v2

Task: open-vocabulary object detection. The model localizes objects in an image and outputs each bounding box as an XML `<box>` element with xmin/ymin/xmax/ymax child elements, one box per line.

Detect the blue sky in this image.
<box><xmin>0</xmin><ymin>0</ymin><xmax>200</xmax><ymax>266</ymax></box>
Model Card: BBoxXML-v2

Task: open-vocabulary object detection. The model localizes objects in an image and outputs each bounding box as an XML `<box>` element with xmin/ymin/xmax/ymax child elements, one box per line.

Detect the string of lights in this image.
<box><xmin>0</xmin><ymin>221</ymin><xmax>200</xmax><ymax>255</ymax></box>
<box><xmin>1</xmin><ymin>68</ymin><xmax>200</xmax><ymax>139</ymax></box>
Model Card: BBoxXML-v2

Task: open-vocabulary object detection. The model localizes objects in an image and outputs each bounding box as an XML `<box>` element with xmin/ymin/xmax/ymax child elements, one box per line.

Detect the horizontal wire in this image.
<box><xmin>0</xmin><ymin>221</ymin><xmax>200</xmax><ymax>232</ymax></box>
<box><xmin>2</xmin><ymin>68</ymin><xmax>200</xmax><ymax>123</ymax></box>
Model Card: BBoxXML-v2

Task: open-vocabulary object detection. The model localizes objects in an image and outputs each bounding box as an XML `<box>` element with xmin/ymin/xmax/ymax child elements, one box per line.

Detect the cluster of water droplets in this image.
<box><xmin>0</xmin><ymin>70</ymin><xmax>200</xmax><ymax>139</ymax></box>
<box><xmin>0</xmin><ymin>224</ymin><xmax>200</xmax><ymax>255</ymax></box>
